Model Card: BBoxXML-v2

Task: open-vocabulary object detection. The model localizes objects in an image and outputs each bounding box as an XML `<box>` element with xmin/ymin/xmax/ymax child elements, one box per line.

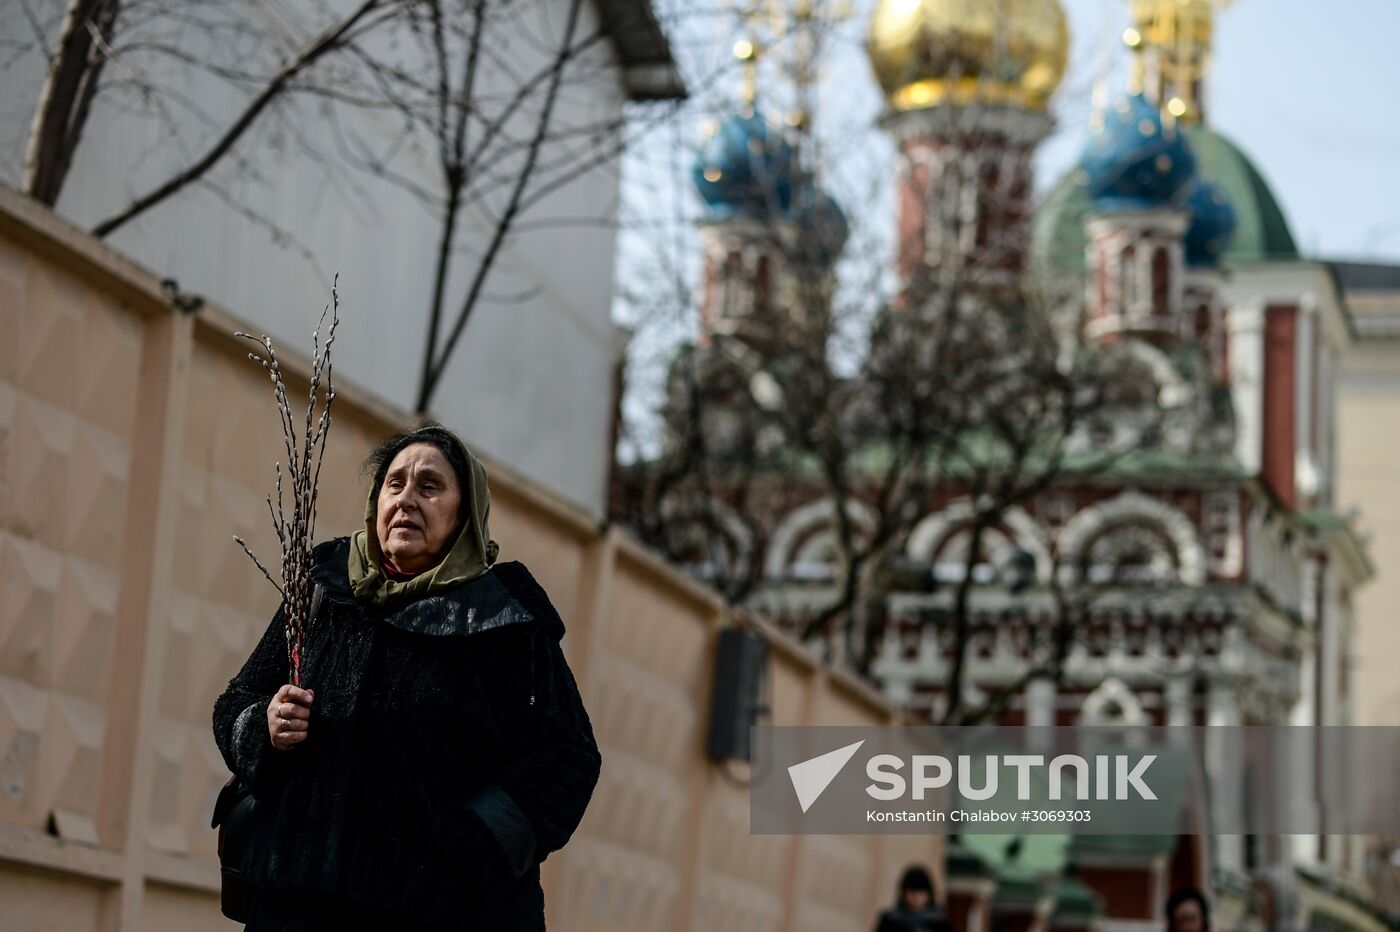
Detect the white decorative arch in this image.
<box><xmin>1105</xmin><ymin>339</ymin><xmax>1191</xmax><ymax>408</ymax></box>
<box><xmin>905</xmin><ymin>500</ymin><xmax>1053</xmax><ymax>583</ymax></box>
<box><xmin>1057</xmin><ymin>490</ymin><xmax>1206</xmax><ymax>585</ymax></box>
<box><xmin>788</xmin><ymin>530</ymin><xmax>843</xmax><ymax>580</ymax></box>
<box><xmin>658</xmin><ymin>495</ymin><xmax>754</xmax><ymax>578</ymax></box>
<box><xmin>1080</xmin><ymin>677</ymin><xmax>1148</xmax><ymax>727</ymax></box>
<box><xmin>765</xmin><ymin>498</ymin><xmax>877</xmax><ymax>579</ymax></box>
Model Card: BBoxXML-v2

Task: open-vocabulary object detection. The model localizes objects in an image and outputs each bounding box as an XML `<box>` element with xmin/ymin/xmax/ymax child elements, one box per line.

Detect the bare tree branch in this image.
<box><xmin>91</xmin><ymin>0</ymin><xmax>393</xmax><ymax>237</ymax></box>
<box><xmin>414</xmin><ymin>0</ymin><xmax>586</xmax><ymax>412</ymax></box>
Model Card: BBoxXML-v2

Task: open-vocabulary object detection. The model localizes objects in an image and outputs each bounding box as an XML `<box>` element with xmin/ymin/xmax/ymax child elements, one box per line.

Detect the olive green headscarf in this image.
<box><xmin>347</xmin><ymin>430</ymin><xmax>501</xmax><ymax>606</ymax></box>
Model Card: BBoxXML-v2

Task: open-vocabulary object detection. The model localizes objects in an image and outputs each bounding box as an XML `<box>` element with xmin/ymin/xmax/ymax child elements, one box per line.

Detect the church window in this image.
<box><xmin>1151</xmin><ymin>246</ymin><xmax>1170</xmax><ymax>317</ymax></box>
<box><xmin>1118</xmin><ymin>245</ymin><xmax>1138</xmax><ymax>314</ymax></box>
<box><xmin>1082</xmin><ymin>522</ymin><xmax>1179</xmax><ymax>584</ymax></box>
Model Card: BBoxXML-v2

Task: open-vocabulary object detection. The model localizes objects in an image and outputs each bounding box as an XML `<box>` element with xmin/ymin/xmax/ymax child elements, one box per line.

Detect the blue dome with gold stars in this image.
<box><xmin>1078</xmin><ymin>93</ymin><xmax>1196</xmax><ymax>212</ymax></box>
<box><xmin>1183</xmin><ymin>178</ymin><xmax>1237</xmax><ymax>267</ymax></box>
<box><xmin>692</xmin><ymin>110</ymin><xmax>796</xmax><ymax>219</ymax></box>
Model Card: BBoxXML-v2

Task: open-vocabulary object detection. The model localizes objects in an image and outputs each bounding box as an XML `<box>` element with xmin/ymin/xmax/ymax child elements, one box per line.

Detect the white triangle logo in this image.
<box><xmin>788</xmin><ymin>740</ymin><xmax>865</xmax><ymax>813</ymax></box>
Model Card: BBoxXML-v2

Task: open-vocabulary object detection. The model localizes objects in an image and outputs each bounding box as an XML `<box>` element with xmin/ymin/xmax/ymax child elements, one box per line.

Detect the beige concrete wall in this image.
<box><xmin>1337</xmin><ymin>345</ymin><xmax>1400</xmax><ymax>727</ymax></box>
<box><xmin>0</xmin><ymin>185</ymin><xmax>938</xmax><ymax>930</ymax></box>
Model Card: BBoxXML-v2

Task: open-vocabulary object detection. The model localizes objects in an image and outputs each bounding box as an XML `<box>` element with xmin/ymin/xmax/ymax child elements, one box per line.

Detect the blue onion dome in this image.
<box><xmin>1077</xmin><ymin>93</ymin><xmax>1197</xmax><ymax>211</ymax></box>
<box><xmin>1183</xmin><ymin>178</ymin><xmax>1237</xmax><ymax>267</ymax></box>
<box><xmin>792</xmin><ymin>184</ymin><xmax>849</xmax><ymax>260</ymax></box>
<box><xmin>692</xmin><ymin>109</ymin><xmax>796</xmax><ymax>219</ymax></box>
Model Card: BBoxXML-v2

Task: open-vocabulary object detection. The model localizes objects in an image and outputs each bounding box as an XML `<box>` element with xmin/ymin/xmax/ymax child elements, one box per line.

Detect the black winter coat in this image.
<box><xmin>212</xmin><ymin>537</ymin><xmax>602</xmax><ymax>931</ymax></box>
<box><xmin>873</xmin><ymin>906</ymin><xmax>953</xmax><ymax>932</ymax></box>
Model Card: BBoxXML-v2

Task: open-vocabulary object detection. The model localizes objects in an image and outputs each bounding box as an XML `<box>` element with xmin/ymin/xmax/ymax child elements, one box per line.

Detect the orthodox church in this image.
<box><xmin>620</xmin><ymin>1</ymin><xmax>1385</xmax><ymax>929</ymax></box>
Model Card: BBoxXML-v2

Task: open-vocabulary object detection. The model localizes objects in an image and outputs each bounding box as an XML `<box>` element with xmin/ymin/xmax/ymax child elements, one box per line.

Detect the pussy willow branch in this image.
<box><xmin>233</xmin><ymin>277</ymin><xmax>341</xmax><ymax>686</ymax></box>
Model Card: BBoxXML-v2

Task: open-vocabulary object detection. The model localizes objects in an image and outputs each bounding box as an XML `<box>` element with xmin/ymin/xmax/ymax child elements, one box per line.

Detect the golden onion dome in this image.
<box><xmin>868</xmin><ymin>0</ymin><xmax>1069</xmax><ymax>112</ymax></box>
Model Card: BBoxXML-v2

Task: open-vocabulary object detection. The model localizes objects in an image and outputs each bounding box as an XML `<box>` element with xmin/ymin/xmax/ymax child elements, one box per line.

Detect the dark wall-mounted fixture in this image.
<box><xmin>706</xmin><ymin>626</ymin><xmax>769</xmax><ymax>762</ymax></box>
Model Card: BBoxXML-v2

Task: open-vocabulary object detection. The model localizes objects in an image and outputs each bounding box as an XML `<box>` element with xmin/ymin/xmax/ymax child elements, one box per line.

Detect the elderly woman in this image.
<box><xmin>213</xmin><ymin>423</ymin><xmax>601</xmax><ymax>931</ymax></box>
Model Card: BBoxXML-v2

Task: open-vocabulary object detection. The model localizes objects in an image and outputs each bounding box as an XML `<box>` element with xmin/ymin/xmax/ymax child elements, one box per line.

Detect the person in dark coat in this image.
<box><xmin>1165</xmin><ymin>887</ymin><xmax>1210</xmax><ymax>932</ymax></box>
<box><xmin>873</xmin><ymin>865</ymin><xmax>953</xmax><ymax>932</ymax></box>
<box><xmin>212</xmin><ymin>423</ymin><xmax>601</xmax><ymax>931</ymax></box>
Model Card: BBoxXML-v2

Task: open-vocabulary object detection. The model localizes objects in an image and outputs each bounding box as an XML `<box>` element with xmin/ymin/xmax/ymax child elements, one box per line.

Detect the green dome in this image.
<box><xmin>1184</xmin><ymin>125</ymin><xmax>1298</xmax><ymax>260</ymax></box>
<box><xmin>1032</xmin><ymin>125</ymin><xmax>1298</xmax><ymax>283</ymax></box>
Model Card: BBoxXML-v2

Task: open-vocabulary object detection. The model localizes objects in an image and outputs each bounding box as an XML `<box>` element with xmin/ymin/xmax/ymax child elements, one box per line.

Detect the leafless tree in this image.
<box><xmin>17</xmin><ymin>0</ymin><xmax>120</xmax><ymax>205</ymax></box>
<box><xmin>12</xmin><ymin>0</ymin><xmax>410</xmax><ymax>218</ymax></box>
<box><xmin>350</xmin><ymin>0</ymin><xmax>706</xmax><ymax>412</ymax></box>
<box><xmin>5</xmin><ymin>0</ymin><xmax>716</xmax><ymax>413</ymax></box>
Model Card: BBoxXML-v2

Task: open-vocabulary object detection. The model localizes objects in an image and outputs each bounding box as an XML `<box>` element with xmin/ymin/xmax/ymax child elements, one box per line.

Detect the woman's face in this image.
<box><xmin>375</xmin><ymin>442</ymin><xmax>463</xmax><ymax>574</ymax></box>
<box><xmin>902</xmin><ymin>889</ymin><xmax>930</xmax><ymax>911</ymax></box>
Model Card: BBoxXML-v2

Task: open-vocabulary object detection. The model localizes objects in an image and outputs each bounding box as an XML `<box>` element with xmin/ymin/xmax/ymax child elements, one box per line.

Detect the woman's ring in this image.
<box><xmin>278</xmin><ymin>718</ymin><xmax>289</xmax><ymax>733</ymax></box>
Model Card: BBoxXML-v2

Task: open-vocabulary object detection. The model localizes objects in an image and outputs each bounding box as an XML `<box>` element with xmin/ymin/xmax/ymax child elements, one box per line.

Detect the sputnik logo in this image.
<box><xmin>788</xmin><ymin>740</ymin><xmax>865</xmax><ymax>813</ymax></box>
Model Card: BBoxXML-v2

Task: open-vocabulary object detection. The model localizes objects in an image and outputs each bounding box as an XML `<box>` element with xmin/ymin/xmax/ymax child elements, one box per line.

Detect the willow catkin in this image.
<box><xmin>233</xmin><ymin>278</ymin><xmax>341</xmax><ymax>686</ymax></box>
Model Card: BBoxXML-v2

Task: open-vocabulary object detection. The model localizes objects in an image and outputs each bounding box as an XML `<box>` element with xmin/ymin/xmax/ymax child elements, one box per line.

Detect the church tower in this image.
<box><xmin>1075</xmin><ymin>6</ymin><xmax>1239</xmax><ymax>451</ymax></box>
<box><xmin>691</xmin><ymin>34</ymin><xmax>848</xmax><ymax>360</ymax></box>
<box><xmin>1122</xmin><ymin>0</ymin><xmax>1239</xmax><ymax>387</ymax></box>
<box><xmin>1077</xmin><ymin>92</ymin><xmax>1196</xmax><ymax>346</ymax></box>
<box><xmin>867</xmin><ymin>0</ymin><xmax>1069</xmax><ymax>297</ymax></box>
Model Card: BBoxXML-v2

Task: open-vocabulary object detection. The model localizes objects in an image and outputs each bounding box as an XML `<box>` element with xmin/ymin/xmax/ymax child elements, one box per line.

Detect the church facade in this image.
<box><xmin>615</xmin><ymin>1</ymin><xmax>1384</xmax><ymax>930</ymax></box>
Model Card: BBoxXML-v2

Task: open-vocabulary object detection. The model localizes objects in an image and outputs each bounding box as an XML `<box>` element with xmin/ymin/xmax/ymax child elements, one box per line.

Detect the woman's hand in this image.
<box><xmin>267</xmin><ymin>684</ymin><xmax>314</xmax><ymax>751</ymax></box>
